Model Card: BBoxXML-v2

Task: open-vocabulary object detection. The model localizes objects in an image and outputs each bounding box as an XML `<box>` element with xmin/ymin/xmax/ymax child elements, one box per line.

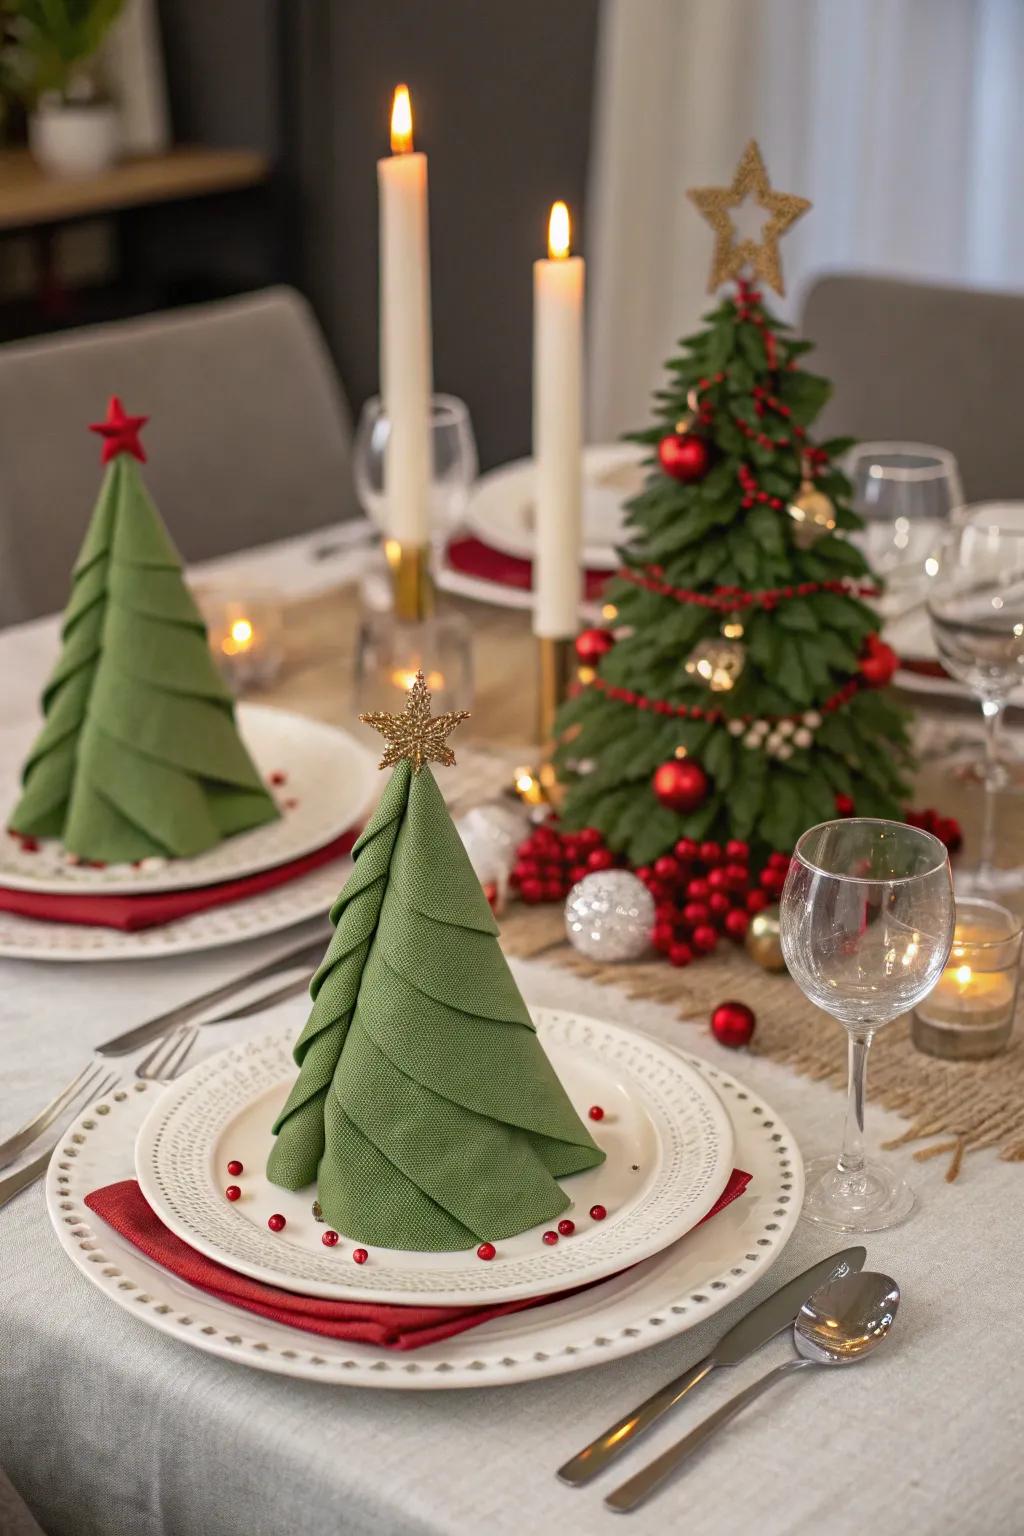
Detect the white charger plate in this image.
<box><xmin>134</xmin><ymin>1012</ymin><xmax>735</xmax><ymax>1307</ymax></box>
<box><xmin>47</xmin><ymin>1037</ymin><xmax>802</xmax><ymax>1389</ymax></box>
<box><xmin>464</xmin><ymin>444</ymin><xmax>646</xmax><ymax>572</ymax></box>
<box><xmin>0</xmin><ymin>704</ymin><xmax>377</xmax><ymax>895</ymax></box>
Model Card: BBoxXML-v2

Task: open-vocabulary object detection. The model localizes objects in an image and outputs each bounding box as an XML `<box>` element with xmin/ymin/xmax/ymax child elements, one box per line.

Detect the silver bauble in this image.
<box><xmin>564</xmin><ymin>871</ymin><xmax>655</xmax><ymax>962</ymax></box>
<box><xmin>456</xmin><ymin>801</ymin><xmax>531</xmax><ymax>910</ymax></box>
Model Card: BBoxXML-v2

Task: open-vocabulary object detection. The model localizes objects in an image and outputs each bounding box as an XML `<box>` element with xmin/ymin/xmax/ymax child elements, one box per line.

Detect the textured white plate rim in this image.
<box><xmin>0</xmin><ymin>862</ymin><xmax>343</xmax><ymax>962</ymax></box>
<box><xmin>0</xmin><ymin>704</ymin><xmax>378</xmax><ymax>895</ymax></box>
<box><xmin>46</xmin><ymin>1046</ymin><xmax>803</xmax><ymax>1389</ymax></box>
<box><xmin>133</xmin><ymin>1011</ymin><xmax>735</xmax><ymax>1306</ymax></box>
<box><xmin>464</xmin><ymin>445</ymin><xmax>645</xmax><ymax>570</ymax></box>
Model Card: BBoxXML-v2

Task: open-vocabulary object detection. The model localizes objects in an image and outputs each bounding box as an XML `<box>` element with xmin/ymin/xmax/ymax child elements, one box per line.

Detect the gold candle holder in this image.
<box><xmin>385</xmin><ymin>538</ymin><xmax>434</xmax><ymax>623</ymax></box>
<box><xmin>537</xmin><ymin>635</ymin><xmax>574</xmax><ymax>747</ymax></box>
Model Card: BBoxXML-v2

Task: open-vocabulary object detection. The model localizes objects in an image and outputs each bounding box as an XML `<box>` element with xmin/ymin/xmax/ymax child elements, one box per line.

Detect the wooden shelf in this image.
<box><xmin>0</xmin><ymin>146</ymin><xmax>270</xmax><ymax>232</ymax></box>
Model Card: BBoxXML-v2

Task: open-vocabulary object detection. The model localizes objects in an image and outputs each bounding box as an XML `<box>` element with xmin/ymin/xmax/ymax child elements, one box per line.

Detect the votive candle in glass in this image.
<box><xmin>912</xmin><ymin>897</ymin><xmax>1021</xmax><ymax>1060</ymax></box>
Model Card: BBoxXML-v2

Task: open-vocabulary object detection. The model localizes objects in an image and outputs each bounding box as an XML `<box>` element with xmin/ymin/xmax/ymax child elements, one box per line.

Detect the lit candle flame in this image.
<box><xmin>548</xmin><ymin>200</ymin><xmax>571</xmax><ymax>260</ymax></box>
<box><xmin>955</xmin><ymin>963</ymin><xmax>973</xmax><ymax>989</ymax></box>
<box><xmin>390</xmin><ymin>85</ymin><xmax>414</xmax><ymax>154</ymax></box>
<box><xmin>221</xmin><ymin>617</ymin><xmax>254</xmax><ymax>656</ymax></box>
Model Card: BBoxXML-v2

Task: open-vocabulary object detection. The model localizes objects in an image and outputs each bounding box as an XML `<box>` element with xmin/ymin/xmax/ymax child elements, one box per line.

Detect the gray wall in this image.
<box><xmin>158</xmin><ymin>0</ymin><xmax>600</xmax><ymax>471</ymax></box>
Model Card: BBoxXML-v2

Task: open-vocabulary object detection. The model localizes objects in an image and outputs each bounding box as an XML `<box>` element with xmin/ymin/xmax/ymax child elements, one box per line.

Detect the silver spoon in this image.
<box><xmin>606</xmin><ymin>1269</ymin><xmax>900</xmax><ymax>1514</ymax></box>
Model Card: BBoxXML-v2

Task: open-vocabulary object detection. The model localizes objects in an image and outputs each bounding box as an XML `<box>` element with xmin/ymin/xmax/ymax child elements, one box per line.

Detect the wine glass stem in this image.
<box><xmin>837</xmin><ymin>1031</ymin><xmax>874</xmax><ymax>1177</ymax></box>
<box><xmin>979</xmin><ymin>698</ymin><xmax>1005</xmax><ymax>881</ymax></box>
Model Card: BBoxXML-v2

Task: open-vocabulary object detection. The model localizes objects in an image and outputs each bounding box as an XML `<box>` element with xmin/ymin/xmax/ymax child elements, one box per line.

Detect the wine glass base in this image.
<box><xmin>800</xmin><ymin>1155</ymin><xmax>916</xmax><ymax>1233</ymax></box>
<box><xmin>952</xmin><ymin>864</ymin><xmax>1024</xmax><ymax>898</ymax></box>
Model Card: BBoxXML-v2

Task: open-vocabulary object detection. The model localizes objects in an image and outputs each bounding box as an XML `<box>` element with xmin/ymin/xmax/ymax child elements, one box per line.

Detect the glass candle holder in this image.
<box><xmin>912</xmin><ymin>897</ymin><xmax>1022</xmax><ymax>1060</ymax></box>
<box><xmin>195</xmin><ymin>587</ymin><xmax>285</xmax><ymax>693</ymax></box>
<box><xmin>353</xmin><ymin>609</ymin><xmax>473</xmax><ymax>719</ymax></box>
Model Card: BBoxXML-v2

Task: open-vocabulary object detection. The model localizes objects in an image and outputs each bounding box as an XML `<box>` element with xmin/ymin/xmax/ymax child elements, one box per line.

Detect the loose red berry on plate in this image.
<box><xmin>269</xmin><ymin>770</ymin><xmax>287</xmax><ymax>786</ymax></box>
<box><xmin>589</xmin><ymin>1204</ymin><xmax>607</xmax><ymax>1221</ymax></box>
<box><xmin>476</xmin><ymin>1242</ymin><xmax>496</xmax><ymax>1261</ymax></box>
<box><xmin>353</xmin><ymin>1248</ymin><xmax>369</xmax><ymax>1264</ymax></box>
<box><xmin>557</xmin><ymin>1219</ymin><xmax>575</xmax><ymax>1236</ymax></box>
<box><xmin>267</xmin><ymin>1213</ymin><xmax>286</xmax><ymax>1231</ymax></box>
<box><xmin>542</xmin><ymin>1230</ymin><xmax>559</xmax><ymax>1245</ymax></box>
<box><xmin>588</xmin><ymin>1104</ymin><xmax>605</xmax><ymax>1121</ymax></box>
<box><xmin>322</xmin><ymin>1230</ymin><xmax>340</xmax><ymax>1247</ymax></box>
<box><xmin>225</xmin><ymin>1185</ymin><xmax>241</xmax><ymax>1202</ymax></box>
<box><xmin>226</xmin><ymin>1159</ymin><xmax>243</xmax><ymax>1176</ymax></box>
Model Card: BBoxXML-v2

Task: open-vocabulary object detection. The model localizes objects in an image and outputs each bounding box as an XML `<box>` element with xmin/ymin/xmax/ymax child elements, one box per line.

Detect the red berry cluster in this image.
<box><xmin>644</xmin><ymin>841</ymin><xmax>790</xmax><ymax>968</ymax></box>
<box><xmin>906</xmin><ymin>806</ymin><xmax>963</xmax><ymax>854</ymax></box>
<box><xmin>511</xmin><ymin>822</ymin><xmax>610</xmax><ymax>905</ymax></box>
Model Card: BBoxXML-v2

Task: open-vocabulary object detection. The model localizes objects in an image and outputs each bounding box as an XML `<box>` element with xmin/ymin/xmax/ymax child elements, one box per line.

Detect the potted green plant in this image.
<box><xmin>7</xmin><ymin>0</ymin><xmax>125</xmax><ymax>176</ymax></box>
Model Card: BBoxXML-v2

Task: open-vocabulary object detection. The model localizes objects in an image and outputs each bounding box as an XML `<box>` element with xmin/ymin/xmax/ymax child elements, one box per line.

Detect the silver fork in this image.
<box><xmin>0</xmin><ymin>1069</ymin><xmax>121</xmax><ymax>1212</ymax></box>
<box><xmin>135</xmin><ymin>1025</ymin><xmax>199</xmax><ymax>1082</ymax></box>
<box><xmin>0</xmin><ymin>1060</ymin><xmax>116</xmax><ymax>1173</ymax></box>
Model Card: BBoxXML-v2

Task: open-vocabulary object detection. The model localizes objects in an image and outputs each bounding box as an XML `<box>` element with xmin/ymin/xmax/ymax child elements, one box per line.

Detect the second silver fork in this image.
<box><xmin>135</xmin><ymin>1025</ymin><xmax>199</xmax><ymax>1083</ymax></box>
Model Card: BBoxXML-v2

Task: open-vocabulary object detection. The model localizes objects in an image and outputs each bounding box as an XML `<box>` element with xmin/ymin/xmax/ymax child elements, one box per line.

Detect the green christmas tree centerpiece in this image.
<box><xmin>555</xmin><ymin>142</ymin><xmax>909</xmax><ymax>865</ymax></box>
<box><xmin>267</xmin><ymin>673</ymin><xmax>604</xmax><ymax>1251</ymax></box>
<box><xmin>8</xmin><ymin>398</ymin><xmax>279</xmax><ymax>862</ymax></box>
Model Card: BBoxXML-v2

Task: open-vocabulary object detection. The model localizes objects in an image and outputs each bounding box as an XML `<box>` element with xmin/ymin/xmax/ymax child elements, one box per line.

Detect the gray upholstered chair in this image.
<box><xmin>800</xmin><ymin>272</ymin><xmax>1024</xmax><ymax>503</ymax></box>
<box><xmin>0</xmin><ymin>286</ymin><xmax>358</xmax><ymax>625</ymax></box>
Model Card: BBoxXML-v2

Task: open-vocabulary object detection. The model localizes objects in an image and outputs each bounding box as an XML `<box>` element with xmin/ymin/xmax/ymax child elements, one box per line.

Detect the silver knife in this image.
<box><xmin>95</xmin><ymin>933</ymin><xmax>328</xmax><ymax>1057</ymax></box>
<box><xmin>556</xmin><ymin>1245</ymin><xmax>866</xmax><ymax>1487</ymax></box>
<box><xmin>203</xmin><ymin>972</ymin><xmax>311</xmax><ymax>1025</ymax></box>
<box><xmin>0</xmin><ymin>1138</ymin><xmax>59</xmax><ymax>1211</ymax></box>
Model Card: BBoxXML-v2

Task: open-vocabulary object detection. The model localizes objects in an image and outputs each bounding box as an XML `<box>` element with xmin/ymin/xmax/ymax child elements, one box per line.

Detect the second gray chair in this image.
<box><xmin>800</xmin><ymin>271</ymin><xmax>1024</xmax><ymax>504</ymax></box>
<box><xmin>0</xmin><ymin>286</ymin><xmax>358</xmax><ymax>625</ymax></box>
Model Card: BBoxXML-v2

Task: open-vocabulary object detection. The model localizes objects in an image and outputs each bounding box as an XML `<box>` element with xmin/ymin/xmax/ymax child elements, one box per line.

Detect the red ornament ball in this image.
<box><xmin>859</xmin><ymin>632</ymin><xmax>899</xmax><ymax>688</ymax></box>
<box><xmin>353</xmin><ymin>1247</ymin><xmax>369</xmax><ymax>1264</ymax></box>
<box><xmin>226</xmin><ymin>1159</ymin><xmax>243</xmax><ymax>1176</ymax></box>
<box><xmin>589</xmin><ymin>1204</ymin><xmax>608</xmax><ymax>1222</ymax></box>
<box><xmin>711</xmin><ymin>1000</ymin><xmax>756</xmax><ymax>1049</ymax></box>
<box><xmin>588</xmin><ymin>1104</ymin><xmax>605</xmax><ymax>1121</ymax></box>
<box><xmin>542</xmin><ymin>1230</ymin><xmax>559</xmax><ymax>1246</ymax></box>
<box><xmin>652</xmin><ymin>759</ymin><xmax>709</xmax><ymax>813</ymax></box>
<box><xmin>558</xmin><ymin>1218</ymin><xmax>576</xmax><ymax>1236</ymax></box>
<box><xmin>575</xmin><ymin>627</ymin><xmax>616</xmax><ymax>665</ymax></box>
<box><xmin>267</xmin><ymin>1213</ymin><xmax>286</xmax><ymax>1232</ymax></box>
<box><xmin>322</xmin><ymin>1230</ymin><xmax>340</xmax><ymax>1247</ymax></box>
<box><xmin>658</xmin><ymin>430</ymin><xmax>711</xmax><ymax>483</ymax></box>
<box><xmin>476</xmin><ymin>1242</ymin><xmax>496</xmax><ymax>1261</ymax></box>
<box><xmin>224</xmin><ymin>1185</ymin><xmax>241</xmax><ymax>1202</ymax></box>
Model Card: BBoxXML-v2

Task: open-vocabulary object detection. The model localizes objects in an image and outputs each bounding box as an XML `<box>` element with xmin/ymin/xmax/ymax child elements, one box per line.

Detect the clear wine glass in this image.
<box><xmin>846</xmin><ymin>442</ymin><xmax>963</xmax><ymax>612</ymax></box>
<box><xmin>781</xmin><ymin>819</ymin><xmax>954</xmax><ymax>1231</ymax></box>
<box><xmin>353</xmin><ymin>393</ymin><xmax>478</xmax><ymax>555</ymax></box>
<box><xmin>926</xmin><ymin>506</ymin><xmax>1024</xmax><ymax>893</ymax></box>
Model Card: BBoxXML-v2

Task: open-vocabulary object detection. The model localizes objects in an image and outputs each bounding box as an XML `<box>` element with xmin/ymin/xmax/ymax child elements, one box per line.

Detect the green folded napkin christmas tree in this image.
<box><xmin>8</xmin><ymin>397</ymin><xmax>279</xmax><ymax>863</ymax></box>
<box><xmin>267</xmin><ymin>673</ymin><xmax>604</xmax><ymax>1251</ymax></box>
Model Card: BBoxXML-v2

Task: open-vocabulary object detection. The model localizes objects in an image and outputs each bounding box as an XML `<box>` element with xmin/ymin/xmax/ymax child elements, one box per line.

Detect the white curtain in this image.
<box><xmin>587</xmin><ymin>0</ymin><xmax>1024</xmax><ymax>440</ymax></box>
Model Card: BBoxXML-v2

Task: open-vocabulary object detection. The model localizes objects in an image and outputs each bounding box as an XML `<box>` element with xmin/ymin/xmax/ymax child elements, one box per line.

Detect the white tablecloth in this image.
<box><xmin>2</xmin><ymin>534</ymin><xmax>1022</xmax><ymax>1536</ymax></box>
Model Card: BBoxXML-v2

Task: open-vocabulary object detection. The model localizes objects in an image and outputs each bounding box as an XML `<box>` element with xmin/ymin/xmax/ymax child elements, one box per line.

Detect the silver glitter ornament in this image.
<box><xmin>564</xmin><ymin>871</ymin><xmax>655</xmax><ymax>962</ymax></box>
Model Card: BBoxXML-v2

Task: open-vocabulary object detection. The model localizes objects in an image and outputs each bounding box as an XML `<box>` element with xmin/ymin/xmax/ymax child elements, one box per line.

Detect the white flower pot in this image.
<box><xmin>29</xmin><ymin>103</ymin><xmax>121</xmax><ymax>178</ymax></box>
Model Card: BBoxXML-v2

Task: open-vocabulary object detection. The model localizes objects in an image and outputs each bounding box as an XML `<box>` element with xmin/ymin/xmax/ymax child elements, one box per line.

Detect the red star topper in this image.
<box><xmin>89</xmin><ymin>396</ymin><xmax>149</xmax><ymax>464</ymax></box>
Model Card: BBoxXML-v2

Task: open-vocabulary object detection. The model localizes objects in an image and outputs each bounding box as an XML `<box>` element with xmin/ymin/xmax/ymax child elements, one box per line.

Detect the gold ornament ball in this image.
<box><xmin>787</xmin><ymin>480</ymin><xmax>836</xmax><ymax>549</ymax></box>
<box><xmin>685</xmin><ymin>637</ymin><xmax>746</xmax><ymax>693</ymax></box>
<box><xmin>745</xmin><ymin>904</ymin><xmax>786</xmax><ymax>972</ymax></box>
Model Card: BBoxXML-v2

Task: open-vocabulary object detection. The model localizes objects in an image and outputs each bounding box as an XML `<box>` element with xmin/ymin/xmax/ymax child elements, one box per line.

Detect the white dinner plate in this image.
<box><xmin>134</xmin><ymin>1012</ymin><xmax>735</xmax><ymax>1307</ymax></box>
<box><xmin>464</xmin><ymin>444</ymin><xmax>646</xmax><ymax>571</ymax></box>
<box><xmin>48</xmin><ymin>1032</ymin><xmax>802</xmax><ymax>1389</ymax></box>
<box><xmin>0</xmin><ymin>704</ymin><xmax>377</xmax><ymax>895</ymax></box>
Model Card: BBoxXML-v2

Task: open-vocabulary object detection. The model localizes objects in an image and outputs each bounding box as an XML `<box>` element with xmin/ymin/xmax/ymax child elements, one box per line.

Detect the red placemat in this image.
<box><xmin>446</xmin><ymin>536</ymin><xmax>612</xmax><ymax>602</ymax></box>
<box><xmin>86</xmin><ymin>1168</ymin><xmax>752</xmax><ymax>1351</ymax></box>
<box><xmin>0</xmin><ymin>828</ymin><xmax>357</xmax><ymax>932</ymax></box>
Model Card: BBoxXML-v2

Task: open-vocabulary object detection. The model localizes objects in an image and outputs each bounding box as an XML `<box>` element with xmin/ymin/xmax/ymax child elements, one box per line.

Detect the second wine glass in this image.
<box><xmin>781</xmin><ymin>818</ymin><xmax>954</xmax><ymax>1232</ymax></box>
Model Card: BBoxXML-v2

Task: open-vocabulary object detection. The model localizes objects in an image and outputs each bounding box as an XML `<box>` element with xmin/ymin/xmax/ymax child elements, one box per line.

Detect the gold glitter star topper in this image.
<box><xmin>688</xmin><ymin>140</ymin><xmax>810</xmax><ymax>296</ymax></box>
<box><xmin>360</xmin><ymin>670</ymin><xmax>470</xmax><ymax>774</ymax></box>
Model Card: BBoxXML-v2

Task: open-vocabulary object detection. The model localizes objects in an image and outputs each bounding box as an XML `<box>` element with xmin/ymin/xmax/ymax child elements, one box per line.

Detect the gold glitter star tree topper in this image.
<box><xmin>360</xmin><ymin>670</ymin><xmax>470</xmax><ymax>774</ymax></box>
<box><xmin>688</xmin><ymin>140</ymin><xmax>810</xmax><ymax>296</ymax></box>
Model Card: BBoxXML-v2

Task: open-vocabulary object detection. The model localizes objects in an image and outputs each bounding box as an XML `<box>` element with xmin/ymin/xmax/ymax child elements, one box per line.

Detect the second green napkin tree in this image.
<box><xmin>267</xmin><ymin>674</ymin><xmax>604</xmax><ymax>1251</ymax></box>
<box><xmin>8</xmin><ymin>398</ymin><xmax>279</xmax><ymax>863</ymax></box>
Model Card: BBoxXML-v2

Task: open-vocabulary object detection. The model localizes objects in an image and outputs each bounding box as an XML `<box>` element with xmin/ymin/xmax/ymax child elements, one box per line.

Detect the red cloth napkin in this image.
<box><xmin>0</xmin><ymin>828</ymin><xmax>357</xmax><ymax>933</ymax></box>
<box><xmin>85</xmin><ymin>1169</ymin><xmax>752</xmax><ymax>1351</ymax></box>
<box><xmin>446</xmin><ymin>535</ymin><xmax>612</xmax><ymax>602</ymax></box>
